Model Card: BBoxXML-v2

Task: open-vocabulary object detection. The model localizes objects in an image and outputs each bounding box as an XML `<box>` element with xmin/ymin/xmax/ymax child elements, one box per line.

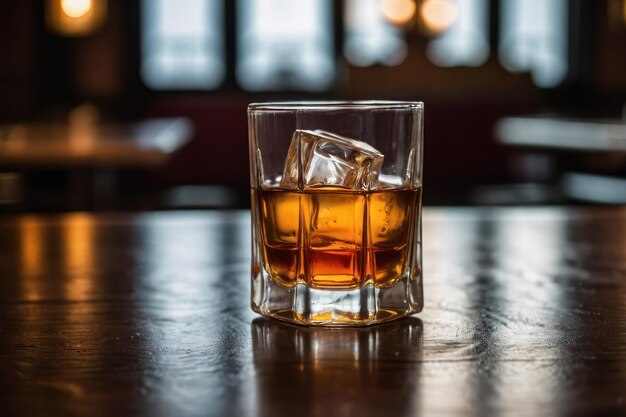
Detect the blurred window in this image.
<box><xmin>138</xmin><ymin>0</ymin><xmax>571</xmax><ymax>92</ymax></box>
<box><xmin>426</xmin><ymin>0</ymin><xmax>489</xmax><ymax>67</ymax></box>
<box><xmin>343</xmin><ymin>0</ymin><xmax>408</xmax><ymax>67</ymax></box>
<box><xmin>236</xmin><ymin>0</ymin><xmax>334</xmax><ymax>91</ymax></box>
<box><xmin>499</xmin><ymin>0</ymin><xmax>568</xmax><ymax>88</ymax></box>
<box><xmin>141</xmin><ymin>0</ymin><xmax>225</xmax><ymax>90</ymax></box>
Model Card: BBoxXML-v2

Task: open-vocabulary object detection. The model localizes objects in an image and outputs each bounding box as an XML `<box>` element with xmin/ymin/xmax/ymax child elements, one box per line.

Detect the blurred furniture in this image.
<box><xmin>143</xmin><ymin>99</ymin><xmax>249</xmax><ymax>188</ymax></box>
<box><xmin>496</xmin><ymin>116</ymin><xmax>626</xmax><ymax>204</ymax></box>
<box><xmin>0</xmin><ymin>118</ymin><xmax>192</xmax><ymax>209</ymax></box>
<box><xmin>0</xmin><ymin>118</ymin><xmax>192</xmax><ymax>167</ymax></box>
<box><xmin>144</xmin><ymin>99</ymin><xmax>536</xmax><ymax>205</ymax></box>
<box><xmin>1</xmin><ymin>208</ymin><xmax>625</xmax><ymax>416</ymax></box>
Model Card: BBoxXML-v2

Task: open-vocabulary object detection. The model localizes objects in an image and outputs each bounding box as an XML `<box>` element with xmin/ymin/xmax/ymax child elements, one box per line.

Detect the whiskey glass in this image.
<box><xmin>249</xmin><ymin>101</ymin><xmax>423</xmax><ymax>326</ymax></box>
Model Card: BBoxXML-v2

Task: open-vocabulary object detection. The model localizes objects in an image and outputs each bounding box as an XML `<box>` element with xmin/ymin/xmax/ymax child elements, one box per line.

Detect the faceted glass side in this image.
<box><xmin>251</xmin><ymin>187</ymin><xmax>423</xmax><ymax>327</ymax></box>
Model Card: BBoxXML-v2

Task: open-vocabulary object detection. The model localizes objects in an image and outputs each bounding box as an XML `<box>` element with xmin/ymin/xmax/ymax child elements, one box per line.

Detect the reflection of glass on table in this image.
<box><xmin>252</xmin><ymin>317</ymin><xmax>423</xmax><ymax>416</ymax></box>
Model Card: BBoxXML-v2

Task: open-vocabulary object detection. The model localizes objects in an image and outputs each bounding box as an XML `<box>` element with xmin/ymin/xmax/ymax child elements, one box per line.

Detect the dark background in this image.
<box><xmin>0</xmin><ymin>0</ymin><xmax>625</xmax><ymax>210</ymax></box>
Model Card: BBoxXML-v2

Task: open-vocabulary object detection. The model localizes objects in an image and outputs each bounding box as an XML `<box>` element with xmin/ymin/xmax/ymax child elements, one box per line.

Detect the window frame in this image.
<box><xmin>128</xmin><ymin>0</ymin><xmax>592</xmax><ymax>100</ymax></box>
<box><xmin>135</xmin><ymin>0</ymin><xmax>344</xmax><ymax>96</ymax></box>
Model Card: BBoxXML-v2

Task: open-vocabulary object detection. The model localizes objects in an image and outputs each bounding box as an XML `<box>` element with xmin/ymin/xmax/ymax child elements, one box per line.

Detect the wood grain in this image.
<box><xmin>0</xmin><ymin>208</ymin><xmax>625</xmax><ymax>417</ymax></box>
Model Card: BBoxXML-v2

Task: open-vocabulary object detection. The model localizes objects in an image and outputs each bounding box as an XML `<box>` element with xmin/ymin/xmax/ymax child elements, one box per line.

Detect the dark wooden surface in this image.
<box><xmin>0</xmin><ymin>118</ymin><xmax>191</xmax><ymax>167</ymax></box>
<box><xmin>0</xmin><ymin>208</ymin><xmax>625</xmax><ymax>417</ymax></box>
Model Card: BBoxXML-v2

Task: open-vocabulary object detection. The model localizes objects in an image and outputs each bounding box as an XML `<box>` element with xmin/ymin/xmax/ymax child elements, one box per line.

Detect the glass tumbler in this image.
<box><xmin>248</xmin><ymin>101</ymin><xmax>423</xmax><ymax>326</ymax></box>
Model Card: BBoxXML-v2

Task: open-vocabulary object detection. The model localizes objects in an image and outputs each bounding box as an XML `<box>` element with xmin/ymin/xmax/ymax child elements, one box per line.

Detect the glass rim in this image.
<box><xmin>248</xmin><ymin>100</ymin><xmax>424</xmax><ymax>111</ymax></box>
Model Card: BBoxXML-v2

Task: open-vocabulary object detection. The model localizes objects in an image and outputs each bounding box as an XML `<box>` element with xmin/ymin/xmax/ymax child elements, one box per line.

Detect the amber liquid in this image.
<box><xmin>252</xmin><ymin>186</ymin><xmax>421</xmax><ymax>290</ymax></box>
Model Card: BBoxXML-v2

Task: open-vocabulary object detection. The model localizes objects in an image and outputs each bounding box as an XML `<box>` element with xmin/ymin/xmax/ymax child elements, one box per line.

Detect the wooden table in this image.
<box><xmin>0</xmin><ymin>118</ymin><xmax>192</xmax><ymax>167</ymax></box>
<box><xmin>0</xmin><ymin>208</ymin><xmax>625</xmax><ymax>417</ymax></box>
<box><xmin>495</xmin><ymin>117</ymin><xmax>626</xmax><ymax>152</ymax></box>
<box><xmin>494</xmin><ymin>116</ymin><xmax>626</xmax><ymax>204</ymax></box>
<box><xmin>0</xmin><ymin>118</ymin><xmax>192</xmax><ymax>209</ymax></box>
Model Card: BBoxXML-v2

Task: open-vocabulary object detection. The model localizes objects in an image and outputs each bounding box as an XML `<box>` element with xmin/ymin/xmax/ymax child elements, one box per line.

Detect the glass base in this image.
<box><xmin>252</xmin><ymin>267</ymin><xmax>423</xmax><ymax>327</ymax></box>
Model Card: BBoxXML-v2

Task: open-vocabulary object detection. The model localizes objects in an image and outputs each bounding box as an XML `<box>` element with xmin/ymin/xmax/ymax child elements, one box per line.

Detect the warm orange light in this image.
<box><xmin>381</xmin><ymin>0</ymin><xmax>417</xmax><ymax>25</ymax></box>
<box><xmin>46</xmin><ymin>0</ymin><xmax>106</xmax><ymax>37</ymax></box>
<box><xmin>19</xmin><ymin>217</ymin><xmax>44</xmax><ymax>302</ymax></box>
<box><xmin>61</xmin><ymin>0</ymin><xmax>92</xmax><ymax>18</ymax></box>
<box><xmin>64</xmin><ymin>214</ymin><xmax>95</xmax><ymax>301</ymax></box>
<box><xmin>419</xmin><ymin>0</ymin><xmax>459</xmax><ymax>34</ymax></box>
<box><xmin>68</xmin><ymin>103</ymin><xmax>99</xmax><ymax>151</ymax></box>
<box><xmin>20</xmin><ymin>217</ymin><xmax>43</xmax><ymax>280</ymax></box>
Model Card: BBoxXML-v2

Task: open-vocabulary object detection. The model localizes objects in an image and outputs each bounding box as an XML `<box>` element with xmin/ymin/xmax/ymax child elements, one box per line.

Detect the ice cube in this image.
<box><xmin>281</xmin><ymin>130</ymin><xmax>384</xmax><ymax>190</ymax></box>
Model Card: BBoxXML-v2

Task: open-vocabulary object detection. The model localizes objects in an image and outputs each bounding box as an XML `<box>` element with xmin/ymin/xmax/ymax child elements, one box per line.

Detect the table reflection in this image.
<box><xmin>1</xmin><ymin>209</ymin><xmax>624</xmax><ymax>416</ymax></box>
<box><xmin>252</xmin><ymin>317</ymin><xmax>423</xmax><ymax>417</ymax></box>
<box><xmin>420</xmin><ymin>209</ymin><xmax>626</xmax><ymax>416</ymax></box>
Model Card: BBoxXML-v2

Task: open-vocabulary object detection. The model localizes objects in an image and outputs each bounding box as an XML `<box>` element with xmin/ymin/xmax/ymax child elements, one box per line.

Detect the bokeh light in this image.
<box><xmin>60</xmin><ymin>0</ymin><xmax>92</xmax><ymax>19</ymax></box>
<box><xmin>381</xmin><ymin>0</ymin><xmax>417</xmax><ymax>25</ymax></box>
<box><xmin>419</xmin><ymin>0</ymin><xmax>459</xmax><ymax>34</ymax></box>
